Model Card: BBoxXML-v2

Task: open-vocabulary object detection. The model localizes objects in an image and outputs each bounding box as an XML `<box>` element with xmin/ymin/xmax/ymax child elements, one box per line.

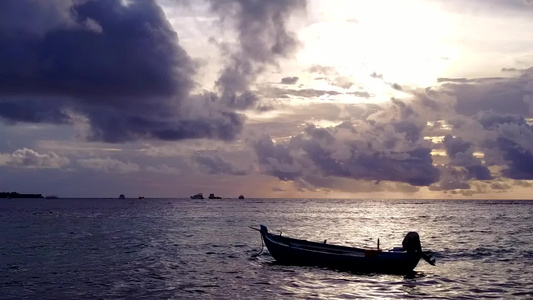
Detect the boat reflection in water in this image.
<box><xmin>256</xmin><ymin>225</ymin><xmax>435</xmax><ymax>274</ymax></box>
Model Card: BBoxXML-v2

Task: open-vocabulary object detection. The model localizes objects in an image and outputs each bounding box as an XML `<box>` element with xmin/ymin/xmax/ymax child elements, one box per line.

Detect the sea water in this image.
<box><xmin>0</xmin><ymin>198</ymin><xmax>531</xmax><ymax>299</ymax></box>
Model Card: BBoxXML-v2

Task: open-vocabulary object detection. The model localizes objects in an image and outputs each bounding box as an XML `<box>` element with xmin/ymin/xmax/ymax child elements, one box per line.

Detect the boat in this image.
<box><xmin>45</xmin><ymin>195</ymin><xmax>59</xmax><ymax>199</ymax></box>
<box><xmin>118</xmin><ymin>194</ymin><xmax>125</xmax><ymax>199</ymax></box>
<box><xmin>190</xmin><ymin>193</ymin><xmax>204</xmax><ymax>199</ymax></box>
<box><xmin>238</xmin><ymin>195</ymin><xmax>245</xmax><ymax>199</ymax></box>
<box><xmin>256</xmin><ymin>225</ymin><xmax>435</xmax><ymax>274</ymax></box>
<box><xmin>208</xmin><ymin>193</ymin><xmax>222</xmax><ymax>199</ymax></box>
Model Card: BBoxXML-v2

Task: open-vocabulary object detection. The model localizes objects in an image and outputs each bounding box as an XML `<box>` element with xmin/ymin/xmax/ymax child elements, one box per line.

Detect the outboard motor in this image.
<box><xmin>402</xmin><ymin>232</ymin><xmax>436</xmax><ymax>266</ymax></box>
<box><xmin>402</xmin><ymin>232</ymin><xmax>422</xmax><ymax>254</ymax></box>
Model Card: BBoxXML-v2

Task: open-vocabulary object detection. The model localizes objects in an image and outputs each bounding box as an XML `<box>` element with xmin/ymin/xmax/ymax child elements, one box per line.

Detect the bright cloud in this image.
<box><xmin>0</xmin><ymin>148</ymin><xmax>70</xmax><ymax>169</ymax></box>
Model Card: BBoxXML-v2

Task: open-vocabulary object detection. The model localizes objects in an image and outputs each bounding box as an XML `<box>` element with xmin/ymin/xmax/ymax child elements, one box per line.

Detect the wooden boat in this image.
<box><xmin>258</xmin><ymin>225</ymin><xmax>434</xmax><ymax>274</ymax></box>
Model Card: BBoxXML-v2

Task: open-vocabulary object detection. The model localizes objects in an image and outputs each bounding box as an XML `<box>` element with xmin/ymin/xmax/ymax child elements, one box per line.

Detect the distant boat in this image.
<box><xmin>118</xmin><ymin>194</ymin><xmax>126</xmax><ymax>199</ymax></box>
<box><xmin>190</xmin><ymin>193</ymin><xmax>204</xmax><ymax>199</ymax></box>
<box><xmin>138</xmin><ymin>196</ymin><xmax>144</xmax><ymax>199</ymax></box>
<box><xmin>238</xmin><ymin>195</ymin><xmax>245</xmax><ymax>199</ymax></box>
<box><xmin>254</xmin><ymin>225</ymin><xmax>435</xmax><ymax>274</ymax></box>
<box><xmin>208</xmin><ymin>193</ymin><xmax>222</xmax><ymax>199</ymax></box>
<box><xmin>45</xmin><ymin>195</ymin><xmax>59</xmax><ymax>199</ymax></box>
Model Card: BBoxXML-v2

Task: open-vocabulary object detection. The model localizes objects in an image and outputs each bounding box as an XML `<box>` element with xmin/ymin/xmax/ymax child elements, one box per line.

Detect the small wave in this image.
<box><xmin>442</xmin><ymin>247</ymin><xmax>518</xmax><ymax>260</ymax></box>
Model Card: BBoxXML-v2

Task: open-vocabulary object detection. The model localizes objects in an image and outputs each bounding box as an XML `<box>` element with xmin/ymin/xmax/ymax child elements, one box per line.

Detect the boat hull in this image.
<box><xmin>260</xmin><ymin>225</ymin><xmax>420</xmax><ymax>274</ymax></box>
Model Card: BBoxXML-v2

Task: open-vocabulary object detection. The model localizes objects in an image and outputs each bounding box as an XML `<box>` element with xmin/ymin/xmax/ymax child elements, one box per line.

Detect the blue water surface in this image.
<box><xmin>0</xmin><ymin>198</ymin><xmax>532</xmax><ymax>299</ymax></box>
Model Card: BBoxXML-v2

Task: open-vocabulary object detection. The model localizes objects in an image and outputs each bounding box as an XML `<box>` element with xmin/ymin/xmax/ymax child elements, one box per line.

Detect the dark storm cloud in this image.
<box><xmin>442</xmin><ymin>109</ymin><xmax>533</xmax><ymax>182</ymax></box>
<box><xmin>281</xmin><ymin>76</ymin><xmax>299</xmax><ymax>85</ymax></box>
<box><xmin>475</xmin><ymin>111</ymin><xmax>528</xmax><ymax>130</ymax></box>
<box><xmin>416</xmin><ymin>71</ymin><xmax>533</xmax><ymax>184</ymax></box>
<box><xmin>443</xmin><ymin>134</ymin><xmax>471</xmax><ymax>157</ymax></box>
<box><xmin>472</xmin><ymin>111</ymin><xmax>533</xmax><ymax>180</ymax></box>
<box><xmin>442</xmin><ymin>135</ymin><xmax>492</xmax><ymax>180</ymax></box>
<box><xmin>0</xmin><ymin>0</ymin><xmax>192</xmax><ymax>98</ymax></box>
<box><xmin>439</xmin><ymin>68</ymin><xmax>533</xmax><ymax>117</ymax></box>
<box><xmin>0</xmin><ymin>98</ymin><xmax>70</xmax><ymax>124</ymax></box>
<box><xmin>0</xmin><ymin>0</ymin><xmax>76</xmax><ymax>37</ymax></box>
<box><xmin>429</xmin><ymin>167</ymin><xmax>471</xmax><ymax>191</ymax></box>
<box><xmin>0</xmin><ymin>0</ymin><xmax>245</xmax><ymax>142</ymax></box>
<box><xmin>208</xmin><ymin>0</ymin><xmax>306</xmax><ymax>110</ymax></box>
<box><xmin>252</xmin><ymin>135</ymin><xmax>302</xmax><ymax>180</ymax></box>
<box><xmin>253</xmin><ymin>121</ymin><xmax>440</xmax><ymax>187</ymax></box>
<box><xmin>409</xmin><ymin>67</ymin><xmax>533</xmax><ymax>187</ymax></box>
<box><xmin>251</xmin><ymin>63</ymin><xmax>533</xmax><ymax>191</ymax></box>
<box><xmin>497</xmin><ymin>137</ymin><xmax>533</xmax><ymax>179</ymax></box>
<box><xmin>84</xmin><ymin>108</ymin><xmax>244</xmax><ymax>142</ymax></box>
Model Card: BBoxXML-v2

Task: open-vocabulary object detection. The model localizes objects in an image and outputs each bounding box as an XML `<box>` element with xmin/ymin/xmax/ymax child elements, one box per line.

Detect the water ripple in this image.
<box><xmin>0</xmin><ymin>198</ymin><xmax>532</xmax><ymax>299</ymax></box>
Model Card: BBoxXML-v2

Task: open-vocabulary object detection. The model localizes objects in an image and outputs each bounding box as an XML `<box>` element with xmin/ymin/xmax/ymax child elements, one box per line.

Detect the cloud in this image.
<box><xmin>0</xmin><ymin>0</ymin><xmax>80</xmax><ymax>37</ymax></box>
<box><xmin>281</xmin><ymin>76</ymin><xmax>299</xmax><ymax>85</ymax></box>
<box><xmin>446</xmin><ymin>110</ymin><xmax>533</xmax><ymax>181</ymax></box>
<box><xmin>193</xmin><ymin>153</ymin><xmax>250</xmax><ymax>175</ymax></box>
<box><xmin>370</xmin><ymin>72</ymin><xmax>383</xmax><ymax>79</ymax></box>
<box><xmin>426</xmin><ymin>70</ymin><xmax>533</xmax><ymax>184</ymax></box>
<box><xmin>442</xmin><ymin>134</ymin><xmax>492</xmax><ymax>180</ymax></box>
<box><xmin>250</xmin><ymin>73</ymin><xmax>533</xmax><ymax>192</ymax></box>
<box><xmin>497</xmin><ymin>136</ymin><xmax>533</xmax><ymax>179</ymax></box>
<box><xmin>252</xmin><ymin>135</ymin><xmax>302</xmax><ymax>180</ymax></box>
<box><xmin>146</xmin><ymin>164</ymin><xmax>182</xmax><ymax>175</ymax></box>
<box><xmin>308</xmin><ymin>65</ymin><xmax>354</xmax><ymax>89</ymax></box>
<box><xmin>0</xmin><ymin>148</ymin><xmax>70</xmax><ymax>169</ymax></box>
<box><xmin>253</xmin><ymin>120</ymin><xmax>440</xmax><ymax>187</ymax></box>
<box><xmin>77</xmin><ymin>157</ymin><xmax>140</xmax><ymax>173</ymax></box>
<box><xmin>438</xmin><ymin>68</ymin><xmax>533</xmax><ymax>117</ymax></box>
<box><xmin>208</xmin><ymin>0</ymin><xmax>307</xmax><ymax>110</ymax></box>
<box><xmin>347</xmin><ymin>91</ymin><xmax>371</xmax><ymax>98</ymax></box>
<box><xmin>391</xmin><ymin>83</ymin><xmax>403</xmax><ymax>91</ymax></box>
<box><xmin>0</xmin><ymin>0</ymin><xmax>246</xmax><ymax>143</ymax></box>
<box><xmin>260</xmin><ymin>87</ymin><xmax>341</xmax><ymax>99</ymax></box>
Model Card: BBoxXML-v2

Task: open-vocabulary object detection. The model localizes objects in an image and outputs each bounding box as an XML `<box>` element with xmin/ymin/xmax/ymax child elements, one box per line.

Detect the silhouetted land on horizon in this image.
<box><xmin>0</xmin><ymin>192</ymin><xmax>44</xmax><ymax>199</ymax></box>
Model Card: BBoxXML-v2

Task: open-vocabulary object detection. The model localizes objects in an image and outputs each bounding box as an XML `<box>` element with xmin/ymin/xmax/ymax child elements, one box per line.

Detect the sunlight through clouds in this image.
<box><xmin>1</xmin><ymin>0</ymin><xmax>533</xmax><ymax>198</ymax></box>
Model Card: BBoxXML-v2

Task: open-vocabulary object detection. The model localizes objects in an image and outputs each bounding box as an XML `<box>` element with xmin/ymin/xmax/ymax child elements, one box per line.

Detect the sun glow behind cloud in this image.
<box><xmin>298</xmin><ymin>0</ymin><xmax>457</xmax><ymax>88</ymax></box>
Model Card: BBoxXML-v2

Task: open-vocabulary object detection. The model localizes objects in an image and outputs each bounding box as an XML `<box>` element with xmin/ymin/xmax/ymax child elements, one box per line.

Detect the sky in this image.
<box><xmin>1</xmin><ymin>0</ymin><xmax>533</xmax><ymax>199</ymax></box>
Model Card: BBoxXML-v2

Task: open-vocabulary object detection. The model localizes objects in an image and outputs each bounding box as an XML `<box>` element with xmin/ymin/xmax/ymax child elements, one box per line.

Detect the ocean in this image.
<box><xmin>0</xmin><ymin>198</ymin><xmax>531</xmax><ymax>299</ymax></box>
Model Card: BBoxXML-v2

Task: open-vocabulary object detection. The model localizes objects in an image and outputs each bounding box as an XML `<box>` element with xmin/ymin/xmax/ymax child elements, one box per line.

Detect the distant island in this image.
<box><xmin>1</xmin><ymin>192</ymin><xmax>44</xmax><ymax>199</ymax></box>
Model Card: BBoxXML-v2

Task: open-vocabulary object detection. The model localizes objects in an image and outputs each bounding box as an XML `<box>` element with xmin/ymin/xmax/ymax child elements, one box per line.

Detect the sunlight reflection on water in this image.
<box><xmin>0</xmin><ymin>198</ymin><xmax>532</xmax><ymax>299</ymax></box>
